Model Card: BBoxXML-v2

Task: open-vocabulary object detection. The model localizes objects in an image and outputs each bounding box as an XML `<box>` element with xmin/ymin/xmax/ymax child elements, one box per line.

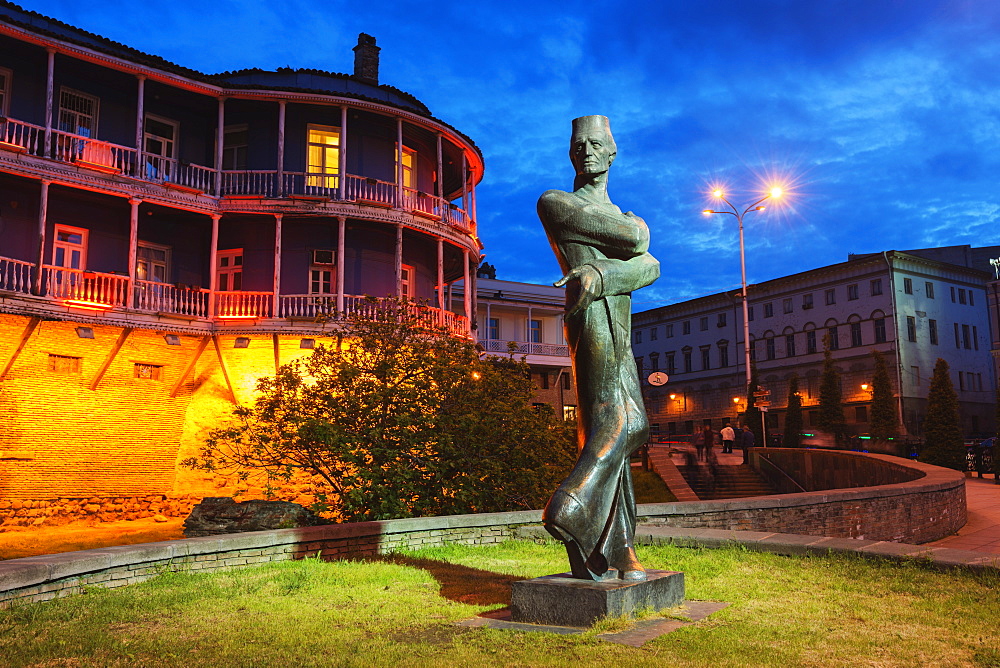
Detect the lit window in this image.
<box><xmin>306</xmin><ymin>125</ymin><xmax>340</xmax><ymax>189</ymax></box>
<box><xmin>137</xmin><ymin>242</ymin><xmax>170</xmax><ymax>284</ymax></box>
<box><xmin>563</xmin><ymin>405</ymin><xmax>577</xmax><ymax>421</ymax></box>
<box><xmin>397</xmin><ymin>145</ymin><xmax>416</xmax><ymax>189</ymax></box>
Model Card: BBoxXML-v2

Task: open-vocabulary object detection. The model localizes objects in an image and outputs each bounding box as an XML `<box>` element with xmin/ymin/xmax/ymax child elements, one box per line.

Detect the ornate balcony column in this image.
<box><xmin>460</xmin><ymin>151</ymin><xmax>468</xmax><ymax>218</ymax></box>
<box><xmin>43</xmin><ymin>49</ymin><xmax>54</xmax><ymax>157</ymax></box>
<box><xmin>135</xmin><ymin>76</ymin><xmax>145</xmax><ymax>175</ymax></box>
<box><xmin>436</xmin><ymin>237</ymin><xmax>444</xmax><ymax>310</ymax></box>
<box><xmin>272</xmin><ymin>213</ymin><xmax>283</xmax><ymax>316</ymax></box>
<box><xmin>214</xmin><ymin>98</ymin><xmax>225</xmax><ymax>196</ymax></box>
<box><xmin>463</xmin><ymin>249</ymin><xmax>471</xmax><ymax>326</ymax></box>
<box><xmin>338</xmin><ymin>106</ymin><xmax>348</xmax><ymax>201</ymax></box>
<box><xmin>435</xmin><ymin>134</ymin><xmax>444</xmax><ymax>214</ymax></box>
<box><xmin>208</xmin><ymin>214</ymin><xmax>220</xmax><ymax>316</ymax></box>
<box><xmin>395</xmin><ymin>117</ymin><xmax>404</xmax><ymax>208</ymax></box>
<box><xmin>336</xmin><ymin>216</ymin><xmax>346</xmax><ymax>313</ymax></box>
<box><xmin>127</xmin><ymin>198</ymin><xmax>140</xmax><ymax>294</ymax></box>
<box><xmin>277</xmin><ymin>101</ymin><xmax>286</xmax><ymax>197</ymax></box>
<box><xmin>32</xmin><ymin>180</ymin><xmax>50</xmax><ymax>296</ymax></box>
<box><xmin>395</xmin><ymin>223</ymin><xmax>403</xmax><ymax>298</ymax></box>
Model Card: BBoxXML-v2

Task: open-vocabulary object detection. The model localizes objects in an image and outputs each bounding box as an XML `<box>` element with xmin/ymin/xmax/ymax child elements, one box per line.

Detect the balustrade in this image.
<box><xmin>0</xmin><ymin>118</ymin><xmax>45</xmax><ymax>155</ymax></box>
<box><xmin>50</xmin><ymin>130</ymin><xmax>137</xmax><ymax>175</ymax></box>
<box><xmin>215</xmin><ymin>290</ymin><xmax>273</xmax><ymax>319</ymax></box>
<box><xmin>0</xmin><ymin>256</ymin><xmax>34</xmax><ymax>294</ymax></box>
<box><xmin>133</xmin><ymin>281</ymin><xmax>209</xmax><ymax>318</ymax></box>
<box><xmin>43</xmin><ymin>266</ymin><xmax>129</xmax><ymax>308</ymax></box>
<box><xmin>482</xmin><ymin>339</ymin><xmax>569</xmax><ymax>357</ymax></box>
<box><xmin>343</xmin><ymin>173</ymin><xmax>395</xmax><ymax>206</ymax></box>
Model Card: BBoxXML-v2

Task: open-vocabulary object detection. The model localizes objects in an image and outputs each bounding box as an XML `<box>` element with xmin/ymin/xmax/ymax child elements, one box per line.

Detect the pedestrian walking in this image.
<box><xmin>701</xmin><ymin>424</ymin><xmax>715</xmax><ymax>461</ymax></box>
<box><xmin>721</xmin><ymin>423</ymin><xmax>735</xmax><ymax>454</ymax></box>
<box><xmin>741</xmin><ymin>425</ymin><xmax>755</xmax><ymax>464</ymax></box>
<box><xmin>694</xmin><ymin>428</ymin><xmax>706</xmax><ymax>462</ymax></box>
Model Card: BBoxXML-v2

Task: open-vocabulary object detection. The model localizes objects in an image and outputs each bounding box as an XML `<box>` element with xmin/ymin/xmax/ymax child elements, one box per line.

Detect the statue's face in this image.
<box><xmin>570</xmin><ymin>131</ymin><xmax>615</xmax><ymax>176</ymax></box>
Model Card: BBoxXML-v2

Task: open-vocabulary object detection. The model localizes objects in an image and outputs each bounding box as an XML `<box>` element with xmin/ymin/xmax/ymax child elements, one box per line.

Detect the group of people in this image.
<box><xmin>692</xmin><ymin>423</ymin><xmax>755</xmax><ymax>462</ymax></box>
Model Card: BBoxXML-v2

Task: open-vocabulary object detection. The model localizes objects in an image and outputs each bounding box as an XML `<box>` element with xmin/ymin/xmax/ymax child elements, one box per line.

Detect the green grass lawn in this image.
<box><xmin>1</xmin><ymin>540</ymin><xmax>997</xmax><ymax>667</ymax></box>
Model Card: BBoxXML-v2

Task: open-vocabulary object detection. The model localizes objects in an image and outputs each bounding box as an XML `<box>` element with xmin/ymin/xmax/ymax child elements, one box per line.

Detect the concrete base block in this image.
<box><xmin>510</xmin><ymin>569</ymin><xmax>685</xmax><ymax>627</ymax></box>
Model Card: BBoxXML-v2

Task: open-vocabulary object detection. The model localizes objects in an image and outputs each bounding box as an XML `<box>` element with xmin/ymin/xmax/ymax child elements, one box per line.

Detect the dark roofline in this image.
<box><xmin>0</xmin><ymin>1</ymin><xmax>482</xmax><ymax>159</ymax></box>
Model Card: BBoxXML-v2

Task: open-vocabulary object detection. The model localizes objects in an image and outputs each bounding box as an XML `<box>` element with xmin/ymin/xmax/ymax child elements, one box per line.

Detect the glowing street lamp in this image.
<box><xmin>702</xmin><ymin>186</ymin><xmax>783</xmax><ymax>396</ymax></box>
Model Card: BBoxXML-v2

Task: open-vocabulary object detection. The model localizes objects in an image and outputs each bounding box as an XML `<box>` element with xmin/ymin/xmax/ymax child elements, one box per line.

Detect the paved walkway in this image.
<box><xmin>928</xmin><ymin>474</ymin><xmax>1000</xmax><ymax>554</ymax></box>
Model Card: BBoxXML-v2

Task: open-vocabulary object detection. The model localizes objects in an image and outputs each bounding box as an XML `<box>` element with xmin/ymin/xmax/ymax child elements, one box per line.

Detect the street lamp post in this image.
<box><xmin>703</xmin><ymin>187</ymin><xmax>782</xmax><ymax>437</ymax></box>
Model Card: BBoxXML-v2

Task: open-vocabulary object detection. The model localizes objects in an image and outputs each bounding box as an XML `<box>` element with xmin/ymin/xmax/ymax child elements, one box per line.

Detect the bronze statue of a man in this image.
<box><xmin>539</xmin><ymin>115</ymin><xmax>660</xmax><ymax>581</ymax></box>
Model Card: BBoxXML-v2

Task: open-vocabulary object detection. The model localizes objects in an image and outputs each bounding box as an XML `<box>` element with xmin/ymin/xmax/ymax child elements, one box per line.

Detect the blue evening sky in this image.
<box><xmin>18</xmin><ymin>0</ymin><xmax>1000</xmax><ymax>310</ymax></box>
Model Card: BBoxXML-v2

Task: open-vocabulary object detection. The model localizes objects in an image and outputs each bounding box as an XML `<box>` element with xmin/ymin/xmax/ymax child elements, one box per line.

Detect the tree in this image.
<box><xmin>185</xmin><ymin>298</ymin><xmax>576</xmax><ymax>521</ymax></box>
<box><xmin>783</xmin><ymin>374</ymin><xmax>803</xmax><ymax>448</ymax></box>
<box><xmin>868</xmin><ymin>349</ymin><xmax>898</xmax><ymax>444</ymax></box>
<box><xmin>918</xmin><ymin>358</ymin><xmax>966</xmax><ymax>471</ymax></box>
<box><xmin>818</xmin><ymin>337</ymin><xmax>846</xmax><ymax>445</ymax></box>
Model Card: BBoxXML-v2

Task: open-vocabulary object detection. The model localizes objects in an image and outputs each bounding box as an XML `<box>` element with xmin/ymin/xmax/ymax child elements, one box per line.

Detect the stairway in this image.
<box><xmin>679</xmin><ymin>463</ymin><xmax>776</xmax><ymax>500</ymax></box>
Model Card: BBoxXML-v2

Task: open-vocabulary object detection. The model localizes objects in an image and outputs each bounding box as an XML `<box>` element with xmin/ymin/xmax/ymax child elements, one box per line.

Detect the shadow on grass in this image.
<box><xmin>345</xmin><ymin>553</ymin><xmax>519</xmax><ymax>607</ymax></box>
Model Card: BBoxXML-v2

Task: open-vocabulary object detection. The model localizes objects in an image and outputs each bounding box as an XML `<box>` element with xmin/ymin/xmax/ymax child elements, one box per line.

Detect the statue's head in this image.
<box><xmin>569</xmin><ymin>115</ymin><xmax>616</xmax><ymax>177</ymax></box>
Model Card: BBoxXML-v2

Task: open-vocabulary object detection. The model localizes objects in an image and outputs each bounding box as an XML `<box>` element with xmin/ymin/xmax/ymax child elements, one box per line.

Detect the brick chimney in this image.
<box><xmin>353</xmin><ymin>33</ymin><xmax>380</xmax><ymax>85</ymax></box>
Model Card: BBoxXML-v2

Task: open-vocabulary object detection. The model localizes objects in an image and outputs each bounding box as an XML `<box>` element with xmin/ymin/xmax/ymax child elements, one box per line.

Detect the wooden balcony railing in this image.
<box><xmin>133</xmin><ymin>281</ymin><xmax>209</xmax><ymax>318</ymax></box>
<box><xmin>0</xmin><ymin>118</ymin><xmax>45</xmax><ymax>155</ymax></box>
<box><xmin>142</xmin><ymin>155</ymin><xmax>216</xmax><ymax>193</ymax></box>
<box><xmin>43</xmin><ymin>266</ymin><xmax>129</xmax><ymax>309</ymax></box>
<box><xmin>343</xmin><ymin>174</ymin><xmax>396</xmax><ymax>207</ymax></box>
<box><xmin>50</xmin><ymin>130</ymin><xmax>137</xmax><ymax>175</ymax></box>
<box><xmin>215</xmin><ymin>291</ymin><xmax>273</xmax><ymax>319</ymax></box>
<box><xmin>222</xmin><ymin>170</ymin><xmax>279</xmax><ymax>198</ymax></box>
<box><xmin>0</xmin><ymin>256</ymin><xmax>34</xmax><ymax>294</ymax></box>
<box><xmin>284</xmin><ymin>294</ymin><xmax>469</xmax><ymax>336</ymax></box>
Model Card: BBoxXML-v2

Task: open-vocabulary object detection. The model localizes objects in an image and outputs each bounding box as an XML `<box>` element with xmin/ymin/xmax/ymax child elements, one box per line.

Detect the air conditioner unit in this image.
<box><xmin>312</xmin><ymin>250</ymin><xmax>336</xmax><ymax>266</ymax></box>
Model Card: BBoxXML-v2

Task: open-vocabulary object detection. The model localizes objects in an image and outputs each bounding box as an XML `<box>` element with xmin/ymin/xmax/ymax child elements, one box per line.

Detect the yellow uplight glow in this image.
<box><xmin>702</xmin><ymin>210</ymin><xmax>712</xmax><ymax>215</ymax></box>
<box><xmin>733</xmin><ymin>397</ymin><xmax>740</xmax><ymax>403</ymax></box>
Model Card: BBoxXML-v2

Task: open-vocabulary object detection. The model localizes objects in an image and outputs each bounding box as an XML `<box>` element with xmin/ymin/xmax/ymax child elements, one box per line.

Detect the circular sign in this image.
<box><xmin>647</xmin><ymin>371</ymin><xmax>669</xmax><ymax>386</ymax></box>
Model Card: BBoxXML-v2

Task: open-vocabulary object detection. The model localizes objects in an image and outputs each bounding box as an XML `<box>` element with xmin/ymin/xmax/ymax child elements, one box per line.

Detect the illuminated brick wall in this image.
<box><xmin>0</xmin><ymin>314</ymin><xmax>328</xmax><ymax>525</ymax></box>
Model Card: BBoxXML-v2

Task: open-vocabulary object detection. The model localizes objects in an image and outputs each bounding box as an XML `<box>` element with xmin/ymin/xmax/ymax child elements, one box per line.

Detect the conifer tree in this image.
<box><xmin>783</xmin><ymin>374</ymin><xmax>803</xmax><ymax>448</ymax></box>
<box><xmin>868</xmin><ymin>349</ymin><xmax>898</xmax><ymax>445</ymax></box>
<box><xmin>918</xmin><ymin>358</ymin><xmax>966</xmax><ymax>471</ymax></box>
<box><xmin>818</xmin><ymin>337</ymin><xmax>846</xmax><ymax>444</ymax></box>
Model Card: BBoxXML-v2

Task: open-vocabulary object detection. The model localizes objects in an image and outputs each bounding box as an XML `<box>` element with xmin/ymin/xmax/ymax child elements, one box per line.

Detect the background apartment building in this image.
<box><xmin>633</xmin><ymin>247</ymin><xmax>998</xmax><ymax>443</ymax></box>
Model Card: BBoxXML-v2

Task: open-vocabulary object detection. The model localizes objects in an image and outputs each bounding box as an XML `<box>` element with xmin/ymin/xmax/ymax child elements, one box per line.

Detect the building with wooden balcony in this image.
<box><xmin>452</xmin><ymin>274</ymin><xmax>578</xmax><ymax>421</ymax></box>
<box><xmin>0</xmin><ymin>3</ymin><xmax>485</xmax><ymax>523</ymax></box>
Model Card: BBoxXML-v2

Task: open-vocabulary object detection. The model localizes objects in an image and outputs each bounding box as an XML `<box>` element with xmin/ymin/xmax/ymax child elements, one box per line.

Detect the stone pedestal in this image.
<box><xmin>510</xmin><ymin>569</ymin><xmax>685</xmax><ymax>628</ymax></box>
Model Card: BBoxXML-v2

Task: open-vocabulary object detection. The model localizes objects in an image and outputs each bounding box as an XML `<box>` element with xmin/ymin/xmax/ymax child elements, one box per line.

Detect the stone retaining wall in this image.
<box><xmin>0</xmin><ymin>452</ymin><xmax>967</xmax><ymax>608</ymax></box>
<box><xmin>0</xmin><ymin>494</ymin><xmax>200</xmax><ymax>528</ymax></box>
<box><xmin>642</xmin><ymin>452</ymin><xmax>965</xmax><ymax>543</ymax></box>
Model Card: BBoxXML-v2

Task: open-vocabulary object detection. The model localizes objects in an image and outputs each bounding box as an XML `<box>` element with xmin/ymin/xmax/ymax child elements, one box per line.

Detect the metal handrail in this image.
<box><xmin>754</xmin><ymin>452</ymin><xmax>808</xmax><ymax>493</ymax></box>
